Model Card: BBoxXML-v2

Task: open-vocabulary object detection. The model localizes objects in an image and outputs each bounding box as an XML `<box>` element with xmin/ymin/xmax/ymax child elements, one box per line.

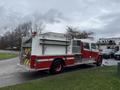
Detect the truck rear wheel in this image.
<box><xmin>50</xmin><ymin>60</ymin><xmax>64</xmax><ymax>74</ymax></box>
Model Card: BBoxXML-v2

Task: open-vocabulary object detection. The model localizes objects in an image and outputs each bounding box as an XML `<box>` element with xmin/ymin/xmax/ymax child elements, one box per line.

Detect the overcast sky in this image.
<box><xmin>0</xmin><ymin>0</ymin><xmax>120</xmax><ymax>38</ymax></box>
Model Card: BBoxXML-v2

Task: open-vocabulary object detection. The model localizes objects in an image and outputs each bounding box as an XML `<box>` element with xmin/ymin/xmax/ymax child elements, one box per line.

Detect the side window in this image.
<box><xmin>91</xmin><ymin>43</ymin><xmax>97</xmax><ymax>49</ymax></box>
<box><xmin>83</xmin><ymin>42</ymin><xmax>90</xmax><ymax>50</ymax></box>
<box><xmin>73</xmin><ymin>41</ymin><xmax>77</xmax><ymax>46</ymax></box>
<box><xmin>73</xmin><ymin>40</ymin><xmax>81</xmax><ymax>46</ymax></box>
<box><xmin>72</xmin><ymin>40</ymin><xmax>81</xmax><ymax>53</ymax></box>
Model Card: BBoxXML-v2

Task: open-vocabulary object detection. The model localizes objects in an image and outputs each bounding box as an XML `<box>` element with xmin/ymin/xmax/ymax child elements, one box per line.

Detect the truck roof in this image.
<box><xmin>74</xmin><ymin>39</ymin><xmax>97</xmax><ymax>43</ymax></box>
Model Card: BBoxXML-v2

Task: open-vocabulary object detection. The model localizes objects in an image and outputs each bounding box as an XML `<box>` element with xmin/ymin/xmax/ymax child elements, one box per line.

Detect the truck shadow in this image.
<box><xmin>19</xmin><ymin>64</ymin><xmax>95</xmax><ymax>81</ymax></box>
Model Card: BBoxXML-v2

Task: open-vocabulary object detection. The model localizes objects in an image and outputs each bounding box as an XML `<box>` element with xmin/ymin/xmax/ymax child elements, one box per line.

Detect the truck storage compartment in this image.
<box><xmin>20</xmin><ymin>37</ymin><xmax>32</xmax><ymax>66</ymax></box>
<box><xmin>40</xmin><ymin>38</ymin><xmax>70</xmax><ymax>55</ymax></box>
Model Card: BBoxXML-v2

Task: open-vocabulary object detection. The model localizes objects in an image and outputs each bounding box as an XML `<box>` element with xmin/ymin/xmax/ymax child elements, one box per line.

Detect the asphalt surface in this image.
<box><xmin>0</xmin><ymin>57</ymin><xmax>51</xmax><ymax>88</ymax></box>
<box><xmin>0</xmin><ymin>50</ymin><xmax>19</xmax><ymax>54</ymax></box>
<box><xmin>0</xmin><ymin>57</ymin><xmax>23</xmax><ymax>87</ymax></box>
<box><xmin>102</xmin><ymin>59</ymin><xmax>120</xmax><ymax>66</ymax></box>
<box><xmin>0</xmin><ymin>56</ymin><xmax>120</xmax><ymax>88</ymax></box>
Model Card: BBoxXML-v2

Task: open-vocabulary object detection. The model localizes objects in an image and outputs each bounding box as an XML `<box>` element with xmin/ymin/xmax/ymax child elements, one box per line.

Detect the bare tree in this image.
<box><xmin>14</xmin><ymin>21</ymin><xmax>32</xmax><ymax>49</ymax></box>
<box><xmin>32</xmin><ymin>22</ymin><xmax>45</xmax><ymax>35</ymax></box>
<box><xmin>0</xmin><ymin>36</ymin><xmax>8</xmax><ymax>49</ymax></box>
<box><xmin>66</xmin><ymin>26</ymin><xmax>94</xmax><ymax>39</ymax></box>
<box><xmin>0</xmin><ymin>21</ymin><xmax>32</xmax><ymax>50</ymax></box>
<box><xmin>0</xmin><ymin>21</ymin><xmax>46</xmax><ymax>50</ymax></box>
<box><xmin>66</xmin><ymin>26</ymin><xmax>78</xmax><ymax>39</ymax></box>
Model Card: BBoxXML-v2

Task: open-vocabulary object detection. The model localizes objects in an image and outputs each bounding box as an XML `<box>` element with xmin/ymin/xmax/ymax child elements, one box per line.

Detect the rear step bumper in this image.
<box><xmin>17</xmin><ymin>63</ymin><xmax>49</xmax><ymax>71</ymax></box>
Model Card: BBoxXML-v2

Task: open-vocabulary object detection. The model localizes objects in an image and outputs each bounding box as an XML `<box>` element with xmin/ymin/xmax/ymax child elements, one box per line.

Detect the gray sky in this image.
<box><xmin>0</xmin><ymin>0</ymin><xmax>120</xmax><ymax>38</ymax></box>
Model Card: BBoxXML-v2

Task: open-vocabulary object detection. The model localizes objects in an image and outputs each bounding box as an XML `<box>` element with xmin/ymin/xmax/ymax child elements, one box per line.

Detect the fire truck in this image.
<box><xmin>19</xmin><ymin>32</ymin><xmax>102</xmax><ymax>74</ymax></box>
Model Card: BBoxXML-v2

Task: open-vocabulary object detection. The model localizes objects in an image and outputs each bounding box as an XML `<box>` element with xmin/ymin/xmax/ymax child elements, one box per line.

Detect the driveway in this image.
<box><xmin>102</xmin><ymin>59</ymin><xmax>120</xmax><ymax>66</ymax></box>
<box><xmin>0</xmin><ymin>50</ymin><xmax>19</xmax><ymax>54</ymax></box>
<box><xmin>0</xmin><ymin>57</ymin><xmax>47</xmax><ymax>88</ymax></box>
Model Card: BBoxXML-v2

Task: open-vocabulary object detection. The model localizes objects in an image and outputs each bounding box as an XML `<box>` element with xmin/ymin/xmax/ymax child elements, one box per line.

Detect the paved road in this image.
<box><xmin>102</xmin><ymin>59</ymin><xmax>120</xmax><ymax>66</ymax></box>
<box><xmin>0</xmin><ymin>57</ymin><xmax>120</xmax><ymax>88</ymax></box>
<box><xmin>0</xmin><ymin>57</ymin><xmax>24</xmax><ymax>87</ymax></box>
<box><xmin>0</xmin><ymin>57</ymin><xmax>50</xmax><ymax>88</ymax></box>
<box><xmin>0</xmin><ymin>50</ymin><xmax>19</xmax><ymax>54</ymax></box>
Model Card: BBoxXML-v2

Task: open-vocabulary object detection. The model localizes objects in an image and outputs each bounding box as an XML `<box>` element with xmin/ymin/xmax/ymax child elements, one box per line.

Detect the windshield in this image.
<box><xmin>91</xmin><ymin>43</ymin><xmax>97</xmax><ymax>49</ymax></box>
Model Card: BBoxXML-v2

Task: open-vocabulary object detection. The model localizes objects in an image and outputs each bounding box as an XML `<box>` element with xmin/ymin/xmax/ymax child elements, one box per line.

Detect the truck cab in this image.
<box><xmin>70</xmin><ymin>39</ymin><xmax>102</xmax><ymax>65</ymax></box>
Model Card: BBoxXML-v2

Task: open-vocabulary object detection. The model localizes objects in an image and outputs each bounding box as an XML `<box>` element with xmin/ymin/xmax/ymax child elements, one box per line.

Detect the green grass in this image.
<box><xmin>0</xmin><ymin>52</ymin><xmax>17</xmax><ymax>60</ymax></box>
<box><xmin>0</xmin><ymin>66</ymin><xmax>120</xmax><ymax>90</ymax></box>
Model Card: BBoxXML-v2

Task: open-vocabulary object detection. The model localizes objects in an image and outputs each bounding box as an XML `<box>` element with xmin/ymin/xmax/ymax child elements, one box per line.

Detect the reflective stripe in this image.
<box><xmin>24</xmin><ymin>59</ymin><xmax>30</xmax><ymax>66</ymax></box>
<box><xmin>36</xmin><ymin>57</ymin><xmax>74</xmax><ymax>62</ymax></box>
<box><xmin>36</xmin><ymin>59</ymin><xmax>53</xmax><ymax>62</ymax></box>
<box><xmin>67</xmin><ymin>57</ymin><xmax>74</xmax><ymax>60</ymax></box>
<box><xmin>24</xmin><ymin>59</ymin><xmax>27</xmax><ymax>65</ymax></box>
<box><xmin>26</xmin><ymin>60</ymin><xmax>29</xmax><ymax>65</ymax></box>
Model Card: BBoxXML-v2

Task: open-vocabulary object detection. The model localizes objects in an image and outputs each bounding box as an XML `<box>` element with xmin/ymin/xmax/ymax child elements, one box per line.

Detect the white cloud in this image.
<box><xmin>0</xmin><ymin>0</ymin><xmax>120</xmax><ymax>38</ymax></box>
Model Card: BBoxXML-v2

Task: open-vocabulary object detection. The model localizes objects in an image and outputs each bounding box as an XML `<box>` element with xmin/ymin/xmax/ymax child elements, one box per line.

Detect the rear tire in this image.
<box><xmin>50</xmin><ymin>60</ymin><xmax>64</xmax><ymax>74</ymax></box>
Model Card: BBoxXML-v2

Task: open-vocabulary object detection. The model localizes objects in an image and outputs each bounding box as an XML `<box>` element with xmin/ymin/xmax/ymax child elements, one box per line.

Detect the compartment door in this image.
<box><xmin>72</xmin><ymin>40</ymin><xmax>82</xmax><ymax>62</ymax></box>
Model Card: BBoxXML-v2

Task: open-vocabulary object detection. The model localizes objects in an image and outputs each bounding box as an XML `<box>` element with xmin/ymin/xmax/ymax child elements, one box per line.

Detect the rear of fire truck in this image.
<box><xmin>19</xmin><ymin>36</ymin><xmax>32</xmax><ymax>70</ymax></box>
<box><xmin>19</xmin><ymin>32</ymin><xmax>70</xmax><ymax>71</ymax></box>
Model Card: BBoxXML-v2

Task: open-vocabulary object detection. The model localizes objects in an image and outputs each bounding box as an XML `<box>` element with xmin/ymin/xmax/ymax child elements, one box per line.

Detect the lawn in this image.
<box><xmin>0</xmin><ymin>52</ymin><xmax>17</xmax><ymax>60</ymax></box>
<box><xmin>0</xmin><ymin>66</ymin><xmax>120</xmax><ymax>90</ymax></box>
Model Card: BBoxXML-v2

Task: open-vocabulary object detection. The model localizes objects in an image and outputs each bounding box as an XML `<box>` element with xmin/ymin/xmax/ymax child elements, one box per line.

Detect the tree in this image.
<box><xmin>13</xmin><ymin>21</ymin><xmax>32</xmax><ymax>49</ymax></box>
<box><xmin>66</xmin><ymin>26</ymin><xmax>94</xmax><ymax>39</ymax></box>
<box><xmin>32</xmin><ymin>22</ymin><xmax>45</xmax><ymax>35</ymax></box>
<box><xmin>0</xmin><ymin>36</ymin><xmax>8</xmax><ymax>49</ymax></box>
<box><xmin>0</xmin><ymin>21</ymin><xmax>45</xmax><ymax>50</ymax></box>
<box><xmin>0</xmin><ymin>21</ymin><xmax>32</xmax><ymax>50</ymax></box>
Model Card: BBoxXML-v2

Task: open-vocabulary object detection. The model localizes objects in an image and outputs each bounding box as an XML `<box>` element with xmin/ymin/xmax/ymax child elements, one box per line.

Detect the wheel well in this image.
<box><xmin>96</xmin><ymin>55</ymin><xmax>103</xmax><ymax>62</ymax></box>
<box><xmin>99</xmin><ymin>55</ymin><xmax>103</xmax><ymax>59</ymax></box>
<box><xmin>51</xmin><ymin>58</ymin><xmax>65</xmax><ymax>67</ymax></box>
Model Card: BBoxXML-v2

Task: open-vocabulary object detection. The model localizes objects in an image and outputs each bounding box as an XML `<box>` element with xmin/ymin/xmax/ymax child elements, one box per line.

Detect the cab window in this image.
<box><xmin>91</xmin><ymin>43</ymin><xmax>97</xmax><ymax>49</ymax></box>
<box><xmin>83</xmin><ymin>42</ymin><xmax>90</xmax><ymax>50</ymax></box>
<box><xmin>72</xmin><ymin>40</ymin><xmax>81</xmax><ymax>53</ymax></box>
<box><xmin>73</xmin><ymin>40</ymin><xmax>81</xmax><ymax>46</ymax></box>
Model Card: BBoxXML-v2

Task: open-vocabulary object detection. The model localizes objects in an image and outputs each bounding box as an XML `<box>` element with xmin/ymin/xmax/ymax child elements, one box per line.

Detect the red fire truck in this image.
<box><xmin>19</xmin><ymin>32</ymin><xmax>102</xmax><ymax>74</ymax></box>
